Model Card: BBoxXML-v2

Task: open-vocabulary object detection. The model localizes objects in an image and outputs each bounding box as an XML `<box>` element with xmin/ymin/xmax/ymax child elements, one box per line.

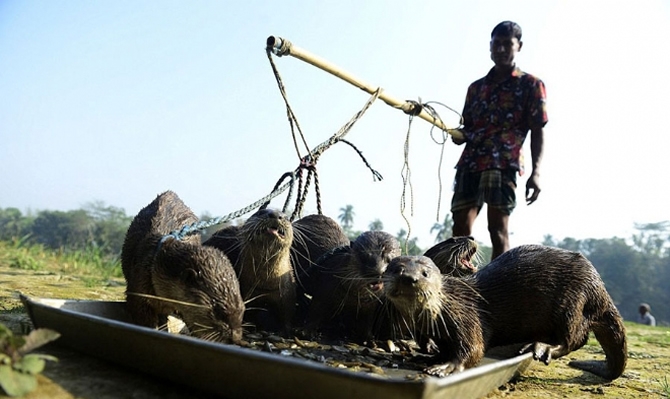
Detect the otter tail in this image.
<box><xmin>568</xmin><ymin>309</ymin><xmax>627</xmax><ymax>380</ymax></box>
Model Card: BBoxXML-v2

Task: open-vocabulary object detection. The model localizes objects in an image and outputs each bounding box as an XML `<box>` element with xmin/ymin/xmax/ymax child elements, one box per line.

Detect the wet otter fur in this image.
<box><xmin>204</xmin><ymin>208</ymin><xmax>295</xmax><ymax>334</ymax></box>
<box><xmin>291</xmin><ymin>214</ymin><xmax>350</xmax><ymax>289</ymax></box>
<box><xmin>302</xmin><ymin>230</ymin><xmax>401</xmax><ymax>342</ymax></box>
<box><xmin>383</xmin><ymin>242</ymin><xmax>627</xmax><ymax>380</ymax></box>
<box><xmin>121</xmin><ymin>191</ymin><xmax>245</xmax><ymax>344</ymax></box>
<box><xmin>423</xmin><ymin>236</ymin><xmax>479</xmax><ymax>276</ymax></box>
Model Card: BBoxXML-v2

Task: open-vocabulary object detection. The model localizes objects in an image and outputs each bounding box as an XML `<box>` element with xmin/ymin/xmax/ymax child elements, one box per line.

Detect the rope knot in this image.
<box><xmin>299</xmin><ymin>156</ymin><xmax>316</xmax><ymax>169</ymax></box>
<box><xmin>402</xmin><ymin>100</ymin><xmax>423</xmax><ymax>116</ymax></box>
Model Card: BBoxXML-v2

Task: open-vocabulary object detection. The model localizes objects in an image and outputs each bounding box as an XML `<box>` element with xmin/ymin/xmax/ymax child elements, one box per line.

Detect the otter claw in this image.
<box><xmin>520</xmin><ymin>342</ymin><xmax>553</xmax><ymax>365</ymax></box>
<box><xmin>424</xmin><ymin>362</ymin><xmax>464</xmax><ymax>378</ymax></box>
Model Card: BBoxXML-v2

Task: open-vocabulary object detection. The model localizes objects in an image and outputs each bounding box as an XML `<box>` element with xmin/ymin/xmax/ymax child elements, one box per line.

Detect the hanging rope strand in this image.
<box><xmin>266</xmin><ymin>48</ymin><xmax>311</xmax><ymax>160</ymax></box>
<box><xmin>290</xmin><ymin>87</ymin><xmax>382</xmax><ymax>218</ymax></box>
<box><xmin>400</xmin><ymin>112</ymin><xmax>416</xmax><ymax>254</ymax></box>
<box><xmin>268</xmin><ymin>47</ymin><xmax>383</xmax><ymax>219</ymax></box>
<box><xmin>162</xmin><ymin>89</ymin><xmax>382</xmax><ymax>242</ymax></box>
<box><xmin>338</xmin><ymin>139</ymin><xmax>383</xmax><ymax>181</ymax></box>
<box><xmin>422</xmin><ymin>101</ymin><xmax>463</xmax><ymax>223</ymax></box>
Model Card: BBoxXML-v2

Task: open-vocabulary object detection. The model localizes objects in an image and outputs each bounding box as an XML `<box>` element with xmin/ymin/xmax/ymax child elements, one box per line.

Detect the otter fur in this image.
<box><xmin>423</xmin><ymin>236</ymin><xmax>479</xmax><ymax>277</ymax></box>
<box><xmin>302</xmin><ymin>230</ymin><xmax>401</xmax><ymax>342</ymax></box>
<box><xmin>291</xmin><ymin>213</ymin><xmax>350</xmax><ymax>289</ymax></box>
<box><xmin>383</xmin><ymin>243</ymin><xmax>627</xmax><ymax>380</ymax></box>
<box><xmin>205</xmin><ymin>208</ymin><xmax>295</xmax><ymax>334</ymax></box>
<box><xmin>121</xmin><ymin>191</ymin><xmax>244</xmax><ymax>344</ymax></box>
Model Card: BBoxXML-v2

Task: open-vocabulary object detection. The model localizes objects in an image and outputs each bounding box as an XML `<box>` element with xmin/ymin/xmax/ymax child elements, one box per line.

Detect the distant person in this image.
<box><xmin>450</xmin><ymin>21</ymin><xmax>548</xmax><ymax>260</ymax></box>
<box><xmin>637</xmin><ymin>303</ymin><xmax>656</xmax><ymax>326</ymax></box>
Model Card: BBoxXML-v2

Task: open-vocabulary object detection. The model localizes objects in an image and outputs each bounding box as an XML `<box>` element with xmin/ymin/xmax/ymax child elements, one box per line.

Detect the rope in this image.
<box><xmin>287</xmin><ymin>87</ymin><xmax>382</xmax><ymax>220</ymax></box>
<box><xmin>160</xmin><ymin>89</ymin><xmax>382</xmax><ymax>243</ymax></box>
<box><xmin>266</xmin><ymin>47</ymin><xmax>311</xmax><ymax>161</ymax></box>
<box><xmin>157</xmin><ymin>175</ymin><xmax>296</xmax><ymax>248</ymax></box>
<box><xmin>398</xmin><ymin>100</ymin><xmax>463</xmax><ymax>252</ymax></box>
<box><xmin>338</xmin><ymin>139</ymin><xmax>383</xmax><ymax>181</ymax></box>
<box><xmin>399</xmin><ymin>111</ymin><xmax>416</xmax><ymax>254</ymax></box>
<box><xmin>402</xmin><ymin>99</ymin><xmax>423</xmax><ymax>117</ymax></box>
<box><xmin>162</xmin><ymin>38</ymin><xmax>411</xmax><ymax>245</ymax></box>
<box><xmin>260</xmin><ymin>171</ymin><xmax>298</xmax><ymax>212</ymax></box>
<box><xmin>420</xmin><ymin>101</ymin><xmax>463</xmax><ymax>223</ymax></box>
<box><xmin>266</xmin><ymin>46</ymin><xmax>382</xmax><ymax>220</ymax></box>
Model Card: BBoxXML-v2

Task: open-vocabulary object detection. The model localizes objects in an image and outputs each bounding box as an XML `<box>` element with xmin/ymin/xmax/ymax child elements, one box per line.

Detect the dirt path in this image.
<box><xmin>1</xmin><ymin>263</ymin><xmax>669</xmax><ymax>398</ymax></box>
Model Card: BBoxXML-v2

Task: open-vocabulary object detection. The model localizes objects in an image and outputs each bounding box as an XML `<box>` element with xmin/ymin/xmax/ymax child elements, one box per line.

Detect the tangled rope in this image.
<box><xmin>160</xmin><ymin>58</ymin><xmax>383</xmax><ymax>243</ymax></box>
<box><xmin>264</xmin><ymin>88</ymin><xmax>383</xmax><ymax>220</ymax></box>
<box><xmin>265</xmin><ymin>45</ymin><xmax>383</xmax><ymax>221</ymax></box>
<box><xmin>399</xmin><ymin>99</ymin><xmax>463</xmax><ymax>250</ymax></box>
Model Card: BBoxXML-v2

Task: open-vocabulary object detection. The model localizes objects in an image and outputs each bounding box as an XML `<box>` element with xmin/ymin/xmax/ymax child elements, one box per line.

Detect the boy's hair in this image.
<box><xmin>491</xmin><ymin>21</ymin><xmax>522</xmax><ymax>41</ymax></box>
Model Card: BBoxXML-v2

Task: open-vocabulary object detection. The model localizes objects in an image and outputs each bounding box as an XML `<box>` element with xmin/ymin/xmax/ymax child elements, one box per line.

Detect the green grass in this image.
<box><xmin>625</xmin><ymin>322</ymin><xmax>670</xmax><ymax>347</ymax></box>
<box><xmin>8</xmin><ymin>251</ymin><xmax>44</xmax><ymax>270</ymax></box>
<box><xmin>0</xmin><ymin>240</ymin><xmax>122</xmax><ymax>280</ymax></box>
<box><xmin>658</xmin><ymin>375</ymin><xmax>670</xmax><ymax>398</ymax></box>
<box><xmin>0</xmin><ymin>304</ymin><xmax>25</xmax><ymax>314</ymax></box>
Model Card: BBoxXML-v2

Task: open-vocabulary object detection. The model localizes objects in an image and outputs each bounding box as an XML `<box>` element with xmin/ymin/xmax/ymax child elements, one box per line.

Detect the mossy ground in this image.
<box><xmin>1</xmin><ymin>242</ymin><xmax>668</xmax><ymax>398</ymax></box>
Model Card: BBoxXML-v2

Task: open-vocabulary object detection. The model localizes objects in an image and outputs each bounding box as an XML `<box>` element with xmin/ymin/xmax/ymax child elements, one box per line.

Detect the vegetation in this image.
<box><xmin>0</xmin><ymin>323</ymin><xmax>60</xmax><ymax>397</ymax></box>
<box><xmin>0</xmin><ymin>203</ymin><xmax>670</xmax><ymax>398</ymax></box>
<box><xmin>1</xmin><ymin>204</ymin><xmax>669</xmax><ymax>326</ymax></box>
<box><xmin>542</xmin><ymin>223</ymin><xmax>670</xmax><ymax>324</ymax></box>
<box><xmin>431</xmin><ymin>213</ymin><xmax>454</xmax><ymax>243</ymax></box>
<box><xmin>0</xmin><ymin>243</ymin><xmax>668</xmax><ymax>398</ymax></box>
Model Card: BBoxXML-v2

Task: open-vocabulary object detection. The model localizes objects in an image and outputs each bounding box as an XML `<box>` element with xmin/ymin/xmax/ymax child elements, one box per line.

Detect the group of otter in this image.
<box><xmin>121</xmin><ymin>191</ymin><xmax>627</xmax><ymax>380</ymax></box>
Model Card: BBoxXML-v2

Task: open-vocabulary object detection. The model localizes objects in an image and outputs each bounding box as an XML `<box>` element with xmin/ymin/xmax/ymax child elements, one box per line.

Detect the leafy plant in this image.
<box><xmin>8</xmin><ymin>252</ymin><xmax>43</xmax><ymax>271</ymax></box>
<box><xmin>658</xmin><ymin>375</ymin><xmax>670</xmax><ymax>398</ymax></box>
<box><xmin>0</xmin><ymin>323</ymin><xmax>60</xmax><ymax>397</ymax></box>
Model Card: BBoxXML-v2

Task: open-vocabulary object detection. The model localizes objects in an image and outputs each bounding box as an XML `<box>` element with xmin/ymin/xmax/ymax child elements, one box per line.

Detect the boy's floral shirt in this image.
<box><xmin>456</xmin><ymin>66</ymin><xmax>548</xmax><ymax>176</ymax></box>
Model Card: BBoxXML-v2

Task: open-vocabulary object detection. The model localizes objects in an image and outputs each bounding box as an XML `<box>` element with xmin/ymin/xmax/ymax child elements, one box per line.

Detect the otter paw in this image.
<box><xmin>424</xmin><ymin>362</ymin><xmax>464</xmax><ymax>378</ymax></box>
<box><xmin>425</xmin><ymin>338</ymin><xmax>440</xmax><ymax>354</ymax></box>
<box><xmin>520</xmin><ymin>342</ymin><xmax>553</xmax><ymax>365</ymax></box>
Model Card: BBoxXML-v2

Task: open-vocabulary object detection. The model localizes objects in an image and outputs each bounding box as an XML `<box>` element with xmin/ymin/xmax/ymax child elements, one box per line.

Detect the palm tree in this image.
<box><xmin>338</xmin><ymin>205</ymin><xmax>355</xmax><ymax>230</ymax></box>
<box><xmin>368</xmin><ymin>219</ymin><xmax>383</xmax><ymax>231</ymax></box>
<box><xmin>396</xmin><ymin>228</ymin><xmax>422</xmax><ymax>255</ymax></box>
<box><xmin>430</xmin><ymin>213</ymin><xmax>454</xmax><ymax>243</ymax></box>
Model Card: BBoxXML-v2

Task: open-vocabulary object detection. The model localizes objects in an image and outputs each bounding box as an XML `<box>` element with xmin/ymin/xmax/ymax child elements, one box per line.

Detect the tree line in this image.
<box><xmin>1</xmin><ymin>204</ymin><xmax>668</xmax><ymax>325</ymax></box>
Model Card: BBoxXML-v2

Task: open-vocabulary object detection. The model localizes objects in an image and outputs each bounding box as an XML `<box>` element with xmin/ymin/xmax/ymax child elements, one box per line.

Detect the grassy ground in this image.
<box><xmin>1</xmin><ymin>241</ymin><xmax>669</xmax><ymax>398</ymax></box>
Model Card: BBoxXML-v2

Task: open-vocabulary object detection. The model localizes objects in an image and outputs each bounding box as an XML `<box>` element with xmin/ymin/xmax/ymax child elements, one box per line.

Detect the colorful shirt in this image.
<box><xmin>456</xmin><ymin>66</ymin><xmax>548</xmax><ymax>175</ymax></box>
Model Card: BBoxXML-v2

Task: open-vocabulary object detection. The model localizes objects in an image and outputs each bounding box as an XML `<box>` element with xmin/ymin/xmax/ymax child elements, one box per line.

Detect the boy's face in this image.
<box><xmin>490</xmin><ymin>34</ymin><xmax>522</xmax><ymax>68</ymax></box>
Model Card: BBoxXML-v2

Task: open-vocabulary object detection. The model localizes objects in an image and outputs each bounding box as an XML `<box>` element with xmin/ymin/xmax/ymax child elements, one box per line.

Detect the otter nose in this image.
<box><xmin>256</xmin><ymin>208</ymin><xmax>284</xmax><ymax>220</ymax></box>
<box><xmin>398</xmin><ymin>272</ymin><xmax>419</xmax><ymax>285</ymax></box>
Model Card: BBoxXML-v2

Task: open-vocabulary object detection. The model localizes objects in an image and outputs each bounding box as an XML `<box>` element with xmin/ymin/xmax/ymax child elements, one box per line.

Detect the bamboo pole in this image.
<box><xmin>266</xmin><ymin>36</ymin><xmax>463</xmax><ymax>141</ymax></box>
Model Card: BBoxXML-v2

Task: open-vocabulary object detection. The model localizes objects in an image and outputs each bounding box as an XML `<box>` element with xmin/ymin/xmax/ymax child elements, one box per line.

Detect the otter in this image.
<box><xmin>301</xmin><ymin>230</ymin><xmax>401</xmax><ymax>342</ymax></box>
<box><xmin>121</xmin><ymin>191</ymin><xmax>245</xmax><ymax>344</ymax></box>
<box><xmin>423</xmin><ymin>236</ymin><xmax>479</xmax><ymax>276</ymax></box>
<box><xmin>204</xmin><ymin>208</ymin><xmax>295</xmax><ymax>334</ymax></box>
<box><xmin>291</xmin><ymin>213</ymin><xmax>350</xmax><ymax>288</ymax></box>
<box><xmin>382</xmin><ymin>242</ymin><xmax>627</xmax><ymax>380</ymax></box>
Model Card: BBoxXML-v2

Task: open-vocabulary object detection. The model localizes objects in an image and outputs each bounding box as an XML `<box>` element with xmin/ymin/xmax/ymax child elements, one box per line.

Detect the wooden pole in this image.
<box><xmin>266</xmin><ymin>36</ymin><xmax>463</xmax><ymax>141</ymax></box>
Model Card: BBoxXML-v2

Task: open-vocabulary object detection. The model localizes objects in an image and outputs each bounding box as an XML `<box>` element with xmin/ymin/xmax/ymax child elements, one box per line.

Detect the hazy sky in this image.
<box><xmin>2</xmin><ymin>0</ymin><xmax>669</xmax><ymax>249</ymax></box>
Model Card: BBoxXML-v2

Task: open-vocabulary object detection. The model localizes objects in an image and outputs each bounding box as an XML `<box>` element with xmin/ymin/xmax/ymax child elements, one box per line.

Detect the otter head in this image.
<box><xmin>383</xmin><ymin>256</ymin><xmax>444</xmax><ymax>318</ymax></box>
<box><xmin>240</xmin><ymin>208</ymin><xmax>294</xmax><ymax>253</ymax></box>
<box><xmin>351</xmin><ymin>231</ymin><xmax>401</xmax><ymax>298</ymax></box>
<box><xmin>424</xmin><ymin>236</ymin><xmax>479</xmax><ymax>277</ymax></box>
<box><xmin>154</xmin><ymin>238</ymin><xmax>245</xmax><ymax>344</ymax></box>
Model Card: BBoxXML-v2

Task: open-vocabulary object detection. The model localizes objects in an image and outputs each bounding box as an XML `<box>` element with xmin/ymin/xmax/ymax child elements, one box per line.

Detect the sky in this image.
<box><xmin>1</xmin><ymin>0</ymin><xmax>669</xmax><ymax>250</ymax></box>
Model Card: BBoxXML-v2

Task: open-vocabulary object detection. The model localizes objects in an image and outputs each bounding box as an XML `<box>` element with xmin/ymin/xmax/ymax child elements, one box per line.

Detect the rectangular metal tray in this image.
<box><xmin>21</xmin><ymin>295</ymin><xmax>532</xmax><ymax>399</ymax></box>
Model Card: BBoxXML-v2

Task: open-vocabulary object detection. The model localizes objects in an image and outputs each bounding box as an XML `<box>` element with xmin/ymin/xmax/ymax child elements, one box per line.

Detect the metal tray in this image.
<box><xmin>21</xmin><ymin>295</ymin><xmax>533</xmax><ymax>399</ymax></box>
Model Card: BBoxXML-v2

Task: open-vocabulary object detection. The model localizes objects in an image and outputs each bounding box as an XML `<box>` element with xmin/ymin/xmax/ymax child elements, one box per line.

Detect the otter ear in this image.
<box><xmin>156</xmin><ymin>239</ymin><xmax>189</xmax><ymax>277</ymax></box>
<box><xmin>181</xmin><ymin>268</ymin><xmax>200</xmax><ymax>284</ymax></box>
